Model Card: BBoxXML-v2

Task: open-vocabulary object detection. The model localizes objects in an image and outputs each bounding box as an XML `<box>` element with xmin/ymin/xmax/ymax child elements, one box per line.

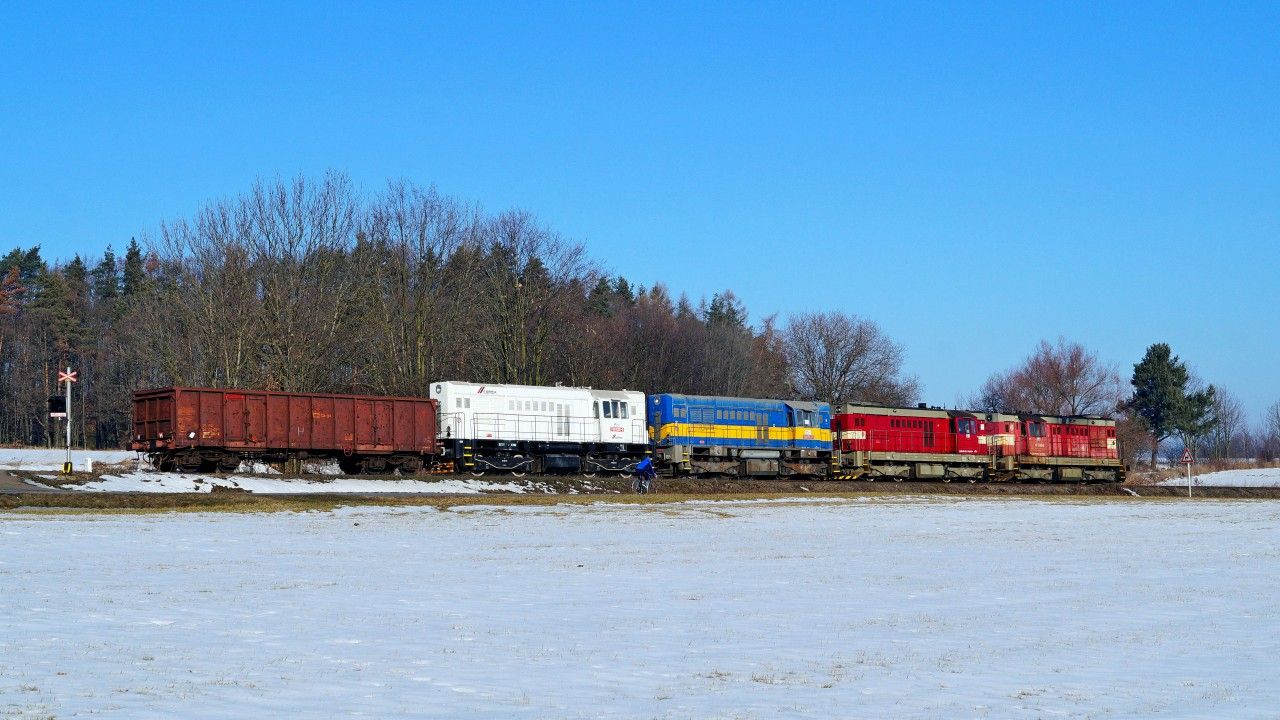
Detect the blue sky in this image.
<box><xmin>3</xmin><ymin>2</ymin><xmax>1278</xmax><ymax>420</ymax></box>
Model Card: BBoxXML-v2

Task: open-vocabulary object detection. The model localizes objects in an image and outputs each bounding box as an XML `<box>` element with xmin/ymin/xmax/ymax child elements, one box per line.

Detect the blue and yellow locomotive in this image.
<box><xmin>647</xmin><ymin>394</ymin><xmax>831</xmax><ymax>477</ymax></box>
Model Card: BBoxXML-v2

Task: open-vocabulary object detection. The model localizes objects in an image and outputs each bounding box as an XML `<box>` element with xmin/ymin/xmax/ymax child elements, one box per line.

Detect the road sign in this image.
<box><xmin>48</xmin><ymin>395</ymin><xmax>67</xmax><ymax>418</ymax></box>
<box><xmin>58</xmin><ymin>370</ymin><xmax>78</xmax><ymax>383</ymax></box>
<box><xmin>1181</xmin><ymin>448</ymin><xmax>1194</xmax><ymax>465</ymax></box>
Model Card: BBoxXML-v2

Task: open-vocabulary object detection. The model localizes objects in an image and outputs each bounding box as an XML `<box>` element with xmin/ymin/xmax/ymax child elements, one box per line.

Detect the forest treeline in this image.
<box><xmin>0</xmin><ymin>172</ymin><xmax>917</xmax><ymax>449</ymax></box>
<box><xmin>2</xmin><ymin>171</ymin><xmax>1276</xmax><ymax>466</ymax></box>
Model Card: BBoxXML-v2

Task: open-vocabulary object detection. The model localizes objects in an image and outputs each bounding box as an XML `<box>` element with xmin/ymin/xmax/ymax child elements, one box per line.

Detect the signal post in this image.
<box><xmin>1181</xmin><ymin>447</ymin><xmax>1194</xmax><ymax>498</ymax></box>
<box><xmin>55</xmin><ymin>368</ymin><xmax>77</xmax><ymax>474</ymax></box>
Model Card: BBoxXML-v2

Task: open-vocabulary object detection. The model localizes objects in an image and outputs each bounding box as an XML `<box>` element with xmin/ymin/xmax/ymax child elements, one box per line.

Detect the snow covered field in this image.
<box><xmin>0</xmin><ymin>447</ymin><xmax>136</xmax><ymax>471</ymax></box>
<box><xmin>1161</xmin><ymin>466</ymin><xmax>1280</xmax><ymax>487</ymax></box>
<box><xmin>3</xmin><ymin>498</ymin><xmax>1278</xmax><ymax>718</ymax></box>
<box><xmin>64</xmin><ymin>472</ymin><xmax>551</xmax><ymax>494</ymax></box>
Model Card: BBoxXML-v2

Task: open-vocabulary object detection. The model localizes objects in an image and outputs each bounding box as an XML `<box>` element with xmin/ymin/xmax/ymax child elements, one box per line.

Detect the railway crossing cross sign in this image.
<box><xmin>58</xmin><ymin>367</ymin><xmax>76</xmax><ymax>475</ymax></box>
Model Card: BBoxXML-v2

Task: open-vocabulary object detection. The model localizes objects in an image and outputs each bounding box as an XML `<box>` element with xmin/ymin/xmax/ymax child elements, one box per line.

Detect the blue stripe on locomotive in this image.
<box><xmin>647</xmin><ymin>393</ymin><xmax>831</xmax><ymax>450</ymax></box>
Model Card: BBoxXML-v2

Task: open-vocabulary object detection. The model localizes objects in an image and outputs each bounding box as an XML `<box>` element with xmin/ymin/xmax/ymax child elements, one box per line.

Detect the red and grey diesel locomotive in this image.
<box><xmin>131</xmin><ymin>383</ymin><xmax>1124</xmax><ymax>482</ymax></box>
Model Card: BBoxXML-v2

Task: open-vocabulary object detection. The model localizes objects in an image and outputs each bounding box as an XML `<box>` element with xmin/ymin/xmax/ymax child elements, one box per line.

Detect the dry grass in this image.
<box><xmin>1</xmin><ymin>486</ymin><xmax>1241</xmax><ymax>515</ymax></box>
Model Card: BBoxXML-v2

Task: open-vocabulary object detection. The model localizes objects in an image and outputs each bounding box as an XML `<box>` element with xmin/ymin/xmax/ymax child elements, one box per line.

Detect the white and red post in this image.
<box><xmin>58</xmin><ymin>368</ymin><xmax>77</xmax><ymax>474</ymax></box>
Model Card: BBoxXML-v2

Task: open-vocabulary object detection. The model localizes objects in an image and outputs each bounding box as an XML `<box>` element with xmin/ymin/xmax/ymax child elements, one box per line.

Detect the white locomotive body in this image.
<box><xmin>430</xmin><ymin>381</ymin><xmax>648</xmax><ymax>475</ymax></box>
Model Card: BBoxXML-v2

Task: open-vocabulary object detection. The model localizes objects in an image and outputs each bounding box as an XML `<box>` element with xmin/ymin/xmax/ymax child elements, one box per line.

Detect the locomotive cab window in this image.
<box><xmin>620</xmin><ymin>402</ymin><xmax>628</xmax><ymax>419</ymax></box>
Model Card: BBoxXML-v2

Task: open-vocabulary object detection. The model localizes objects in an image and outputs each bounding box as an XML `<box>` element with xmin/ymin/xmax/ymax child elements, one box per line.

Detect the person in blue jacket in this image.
<box><xmin>633</xmin><ymin>456</ymin><xmax>657</xmax><ymax>494</ymax></box>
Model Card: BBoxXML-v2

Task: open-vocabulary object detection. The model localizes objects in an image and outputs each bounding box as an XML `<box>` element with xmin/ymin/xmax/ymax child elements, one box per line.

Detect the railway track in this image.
<box><xmin>6</xmin><ymin>468</ymin><xmax>1278</xmax><ymax>500</ymax></box>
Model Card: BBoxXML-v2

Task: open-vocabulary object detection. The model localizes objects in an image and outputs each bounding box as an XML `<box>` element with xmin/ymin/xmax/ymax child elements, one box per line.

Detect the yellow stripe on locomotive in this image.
<box><xmin>647</xmin><ymin>393</ymin><xmax>831</xmax><ymax>450</ymax></box>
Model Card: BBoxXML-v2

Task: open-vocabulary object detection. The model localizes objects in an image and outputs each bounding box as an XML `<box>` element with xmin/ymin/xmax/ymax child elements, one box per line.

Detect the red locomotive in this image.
<box><xmin>832</xmin><ymin>402</ymin><xmax>1123</xmax><ymax>482</ymax></box>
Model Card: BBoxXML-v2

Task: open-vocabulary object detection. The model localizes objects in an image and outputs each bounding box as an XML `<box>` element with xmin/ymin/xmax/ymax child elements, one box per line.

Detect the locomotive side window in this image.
<box><xmin>620</xmin><ymin>402</ymin><xmax>628</xmax><ymax>419</ymax></box>
<box><xmin>593</xmin><ymin>401</ymin><xmax>600</xmax><ymax>418</ymax></box>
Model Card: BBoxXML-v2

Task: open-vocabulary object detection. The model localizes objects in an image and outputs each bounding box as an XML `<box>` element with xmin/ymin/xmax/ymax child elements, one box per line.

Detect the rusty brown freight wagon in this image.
<box><xmin>132</xmin><ymin>387</ymin><xmax>439</xmax><ymax>473</ymax></box>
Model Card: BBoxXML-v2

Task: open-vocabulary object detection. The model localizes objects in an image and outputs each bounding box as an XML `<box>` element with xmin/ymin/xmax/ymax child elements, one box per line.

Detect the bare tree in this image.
<box><xmin>357</xmin><ymin>180</ymin><xmax>479</xmax><ymax>394</ymax></box>
<box><xmin>247</xmin><ymin>172</ymin><xmax>360</xmax><ymax>391</ymax></box>
<box><xmin>1260</xmin><ymin>400</ymin><xmax>1280</xmax><ymax>462</ymax></box>
<box><xmin>1200</xmin><ymin>387</ymin><xmax>1244</xmax><ymax>462</ymax></box>
<box><xmin>783</xmin><ymin>311</ymin><xmax>918</xmax><ymax>407</ymax></box>
<box><xmin>474</xmin><ymin>210</ymin><xmax>593</xmax><ymax>385</ymax></box>
<box><xmin>972</xmin><ymin>337</ymin><xmax>1123</xmax><ymax>416</ymax></box>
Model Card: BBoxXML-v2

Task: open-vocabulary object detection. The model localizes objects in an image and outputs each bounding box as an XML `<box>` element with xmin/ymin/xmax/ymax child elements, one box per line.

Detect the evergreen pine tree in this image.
<box><xmin>1128</xmin><ymin>343</ymin><xmax>1217</xmax><ymax>468</ymax></box>
<box><xmin>705</xmin><ymin>290</ymin><xmax>748</xmax><ymax>328</ymax></box>
<box><xmin>612</xmin><ymin>276</ymin><xmax>634</xmax><ymax>305</ymax></box>
<box><xmin>586</xmin><ymin>277</ymin><xmax>614</xmax><ymax>317</ymax></box>
<box><xmin>122</xmin><ymin>238</ymin><xmax>145</xmax><ymax>296</ymax></box>
<box><xmin>92</xmin><ymin>246</ymin><xmax>119</xmax><ymax>301</ymax></box>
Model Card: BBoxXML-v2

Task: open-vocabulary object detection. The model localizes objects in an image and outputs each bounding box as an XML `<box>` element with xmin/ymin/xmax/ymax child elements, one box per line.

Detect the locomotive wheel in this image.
<box><xmin>509</xmin><ymin>455</ymin><xmax>527</xmax><ymax>477</ymax></box>
<box><xmin>469</xmin><ymin>469</ymin><xmax>487</xmax><ymax>478</ymax></box>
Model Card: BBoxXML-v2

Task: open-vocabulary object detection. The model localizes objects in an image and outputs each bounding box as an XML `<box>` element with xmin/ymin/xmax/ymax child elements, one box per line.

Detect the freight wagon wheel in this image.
<box><xmin>892</xmin><ymin>476</ymin><xmax>903</xmax><ymax>483</ymax></box>
<box><xmin>582</xmin><ymin>472</ymin><xmax>597</xmax><ymax>479</ymax></box>
<box><xmin>942</xmin><ymin>477</ymin><xmax>953</xmax><ymax>483</ymax></box>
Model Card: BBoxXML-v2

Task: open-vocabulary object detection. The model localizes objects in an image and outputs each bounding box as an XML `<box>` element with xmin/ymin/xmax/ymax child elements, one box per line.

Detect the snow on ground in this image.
<box><xmin>70</xmin><ymin>472</ymin><xmax>548</xmax><ymax>494</ymax></box>
<box><xmin>1161</xmin><ymin>466</ymin><xmax>1280</xmax><ymax>487</ymax></box>
<box><xmin>0</xmin><ymin>447</ymin><xmax>137</xmax><ymax>471</ymax></box>
<box><xmin>2</xmin><ymin>497</ymin><xmax>1279</xmax><ymax>718</ymax></box>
